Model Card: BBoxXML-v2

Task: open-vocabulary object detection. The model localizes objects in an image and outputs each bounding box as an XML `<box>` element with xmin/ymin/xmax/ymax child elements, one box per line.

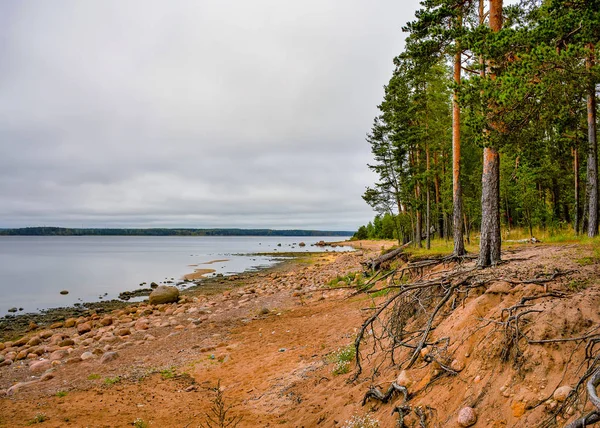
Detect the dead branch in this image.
<box><xmin>565</xmin><ymin>369</ymin><xmax>600</xmax><ymax>428</ymax></box>
<box><xmin>362</xmin><ymin>382</ymin><xmax>408</xmax><ymax>406</ymax></box>
<box><xmin>362</xmin><ymin>242</ymin><xmax>411</xmax><ymax>272</ymax></box>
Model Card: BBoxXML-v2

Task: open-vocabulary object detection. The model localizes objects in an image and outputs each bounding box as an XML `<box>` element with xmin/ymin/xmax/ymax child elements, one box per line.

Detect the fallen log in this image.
<box><xmin>362</xmin><ymin>242</ymin><xmax>412</xmax><ymax>272</ymax></box>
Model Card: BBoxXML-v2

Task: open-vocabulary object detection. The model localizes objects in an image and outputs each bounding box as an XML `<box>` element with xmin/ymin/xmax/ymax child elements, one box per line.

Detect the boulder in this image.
<box><xmin>49</xmin><ymin>349</ymin><xmax>69</xmax><ymax>361</ymax></box>
<box><xmin>458</xmin><ymin>407</ymin><xmax>477</xmax><ymax>427</ymax></box>
<box><xmin>149</xmin><ymin>286</ymin><xmax>179</xmax><ymax>305</ymax></box>
<box><xmin>80</xmin><ymin>351</ymin><xmax>94</xmax><ymax>361</ymax></box>
<box><xmin>64</xmin><ymin>318</ymin><xmax>77</xmax><ymax>328</ymax></box>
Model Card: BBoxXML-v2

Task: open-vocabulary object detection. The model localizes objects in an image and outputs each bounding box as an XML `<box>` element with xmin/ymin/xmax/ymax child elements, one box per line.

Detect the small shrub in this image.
<box><xmin>27</xmin><ymin>413</ymin><xmax>49</xmax><ymax>425</ymax></box>
<box><xmin>199</xmin><ymin>380</ymin><xmax>242</xmax><ymax>428</ymax></box>
<box><xmin>160</xmin><ymin>367</ymin><xmax>176</xmax><ymax>379</ymax></box>
<box><xmin>55</xmin><ymin>391</ymin><xmax>67</xmax><ymax>398</ymax></box>
<box><xmin>87</xmin><ymin>373</ymin><xmax>101</xmax><ymax>380</ymax></box>
<box><xmin>341</xmin><ymin>414</ymin><xmax>380</xmax><ymax>428</ymax></box>
<box><xmin>329</xmin><ymin>344</ymin><xmax>356</xmax><ymax>376</ymax></box>
<box><xmin>133</xmin><ymin>418</ymin><xmax>149</xmax><ymax>428</ymax></box>
<box><xmin>104</xmin><ymin>376</ymin><xmax>121</xmax><ymax>385</ymax></box>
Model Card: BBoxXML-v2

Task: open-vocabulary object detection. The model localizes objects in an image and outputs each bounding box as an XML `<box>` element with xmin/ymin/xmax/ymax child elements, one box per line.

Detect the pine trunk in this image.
<box><xmin>452</xmin><ymin>41</ymin><xmax>465</xmax><ymax>256</ymax></box>
<box><xmin>478</xmin><ymin>0</ymin><xmax>503</xmax><ymax>267</ymax></box>
<box><xmin>479</xmin><ymin>147</ymin><xmax>501</xmax><ymax>266</ymax></box>
<box><xmin>587</xmin><ymin>46</ymin><xmax>598</xmax><ymax>237</ymax></box>
<box><xmin>573</xmin><ymin>147</ymin><xmax>580</xmax><ymax>234</ymax></box>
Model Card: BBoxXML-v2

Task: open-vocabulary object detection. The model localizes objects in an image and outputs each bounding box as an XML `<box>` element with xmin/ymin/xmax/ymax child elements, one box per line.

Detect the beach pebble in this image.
<box><xmin>457</xmin><ymin>407</ymin><xmax>477</xmax><ymax>427</ymax></box>
<box><xmin>60</xmin><ymin>290</ymin><xmax>69</xmax><ymax>295</ymax></box>
<box><xmin>77</xmin><ymin>322</ymin><xmax>92</xmax><ymax>334</ymax></box>
<box><xmin>100</xmin><ymin>351</ymin><xmax>119</xmax><ymax>364</ymax></box>
<box><xmin>50</xmin><ymin>349</ymin><xmax>68</xmax><ymax>361</ymax></box>
<box><xmin>58</xmin><ymin>339</ymin><xmax>75</xmax><ymax>347</ymax></box>
<box><xmin>553</xmin><ymin>386</ymin><xmax>573</xmax><ymax>402</ymax></box>
<box><xmin>80</xmin><ymin>351</ymin><xmax>94</xmax><ymax>360</ymax></box>
<box><xmin>29</xmin><ymin>360</ymin><xmax>52</xmax><ymax>374</ymax></box>
<box><xmin>99</xmin><ymin>317</ymin><xmax>114</xmax><ymax>326</ymax></box>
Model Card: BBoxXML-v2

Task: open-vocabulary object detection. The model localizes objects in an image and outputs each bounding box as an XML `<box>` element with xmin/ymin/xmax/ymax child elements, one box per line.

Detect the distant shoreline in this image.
<box><xmin>0</xmin><ymin>227</ymin><xmax>353</xmax><ymax>237</ymax></box>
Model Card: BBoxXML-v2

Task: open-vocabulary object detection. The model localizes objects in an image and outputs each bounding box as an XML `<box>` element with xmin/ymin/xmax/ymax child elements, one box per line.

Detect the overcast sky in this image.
<box><xmin>0</xmin><ymin>0</ymin><xmax>427</xmax><ymax>231</ymax></box>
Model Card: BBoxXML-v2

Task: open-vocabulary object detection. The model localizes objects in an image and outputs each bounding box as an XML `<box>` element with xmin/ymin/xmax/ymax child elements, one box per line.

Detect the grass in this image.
<box><xmin>328</xmin><ymin>272</ymin><xmax>363</xmax><ymax>288</ymax></box>
<box><xmin>328</xmin><ymin>344</ymin><xmax>356</xmax><ymax>376</ymax></box>
<box><xmin>160</xmin><ymin>367</ymin><xmax>176</xmax><ymax>380</ymax></box>
<box><xmin>103</xmin><ymin>376</ymin><xmax>121</xmax><ymax>386</ymax></box>
<box><xmin>27</xmin><ymin>414</ymin><xmax>49</xmax><ymax>425</ymax></box>
<box><xmin>87</xmin><ymin>373</ymin><xmax>101</xmax><ymax>380</ymax></box>
<box><xmin>55</xmin><ymin>391</ymin><xmax>67</xmax><ymax>398</ymax></box>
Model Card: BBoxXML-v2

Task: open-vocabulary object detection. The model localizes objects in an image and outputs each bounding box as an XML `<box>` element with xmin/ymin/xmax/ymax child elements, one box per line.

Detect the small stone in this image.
<box><xmin>65</xmin><ymin>356</ymin><xmax>82</xmax><ymax>364</ymax></box>
<box><xmin>116</xmin><ymin>328</ymin><xmax>131</xmax><ymax>337</ymax></box>
<box><xmin>185</xmin><ymin>385</ymin><xmax>196</xmax><ymax>392</ymax></box>
<box><xmin>49</xmin><ymin>322</ymin><xmax>64</xmax><ymax>329</ymax></box>
<box><xmin>27</xmin><ymin>336</ymin><xmax>41</xmax><ymax>346</ymax></box>
<box><xmin>41</xmin><ymin>371</ymin><xmax>54</xmax><ymax>381</ymax></box>
<box><xmin>64</xmin><ymin>318</ymin><xmax>77</xmax><ymax>328</ymax></box>
<box><xmin>450</xmin><ymin>359</ymin><xmax>465</xmax><ymax>372</ymax></box>
<box><xmin>279</xmin><ymin>348</ymin><xmax>286</xmax><ymax>352</ymax></box>
<box><xmin>553</xmin><ymin>385</ymin><xmax>573</xmax><ymax>402</ymax></box>
<box><xmin>99</xmin><ymin>317</ymin><xmax>113</xmax><ymax>326</ymax></box>
<box><xmin>511</xmin><ymin>401</ymin><xmax>526</xmax><ymax>418</ymax></box>
<box><xmin>60</xmin><ymin>290</ymin><xmax>69</xmax><ymax>295</ymax></box>
<box><xmin>77</xmin><ymin>322</ymin><xmax>92</xmax><ymax>334</ymax></box>
<box><xmin>100</xmin><ymin>351</ymin><xmax>119</xmax><ymax>364</ymax></box>
<box><xmin>29</xmin><ymin>359</ymin><xmax>52</xmax><ymax>374</ymax></box>
<box><xmin>50</xmin><ymin>349</ymin><xmax>69</xmax><ymax>361</ymax></box>
<box><xmin>80</xmin><ymin>351</ymin><xmax>94</xmax><ymax>360</ymax></box>
<box><xmin>457</xmin><ymin>407</ymin><xmax>477</xmax><ymax>427</ymax></box>
<box><xmin>58</xmin><ymin>339</ymin><xmax>75</xmax><ymax>347</ymax></box>
<box><xmin>396</xmin><ymin>370</ymin><xmax>413</xmax><ymax>388</ymax></box>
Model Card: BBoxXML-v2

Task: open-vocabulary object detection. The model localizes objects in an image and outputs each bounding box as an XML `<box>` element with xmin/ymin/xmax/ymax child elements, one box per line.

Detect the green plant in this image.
<box><xmin>199</xmin><ymin>380</ymin><xmax>242</xmax><ymax>428</ymax></box>
<box><xmin>341</xmin><ymin>414</ymin><xmax>380</xmax><ymax>428</ymax></box>
<box><xmin>160</xmin><ymin>367</ymin><xmax>176</xmax><ymax>379</ymax></box>
<box><xmin>328</xmin><ymin>344</ymin><xmax>356</xmax><ymax>376</ymax></box>
<box><xmin>87</xmin><ymin>373</ymin><xmax>101</xmax><ymax>380</ymax></box>
<box><xmin>104</xmin><ymin>376</ymin><xmax>121</xmax><ymax>385</ymax></box>
<box><xmin>55</xmin><ymin>391</ymin><xmax>67</xmax><ymax>398</ymax></box>
<box><xmin>133</xmin><ymin>418</ymin><xmax>149</xmax><ymax>428</ymax></box>
<box><xmin>27</xmin><ymin>413</ymin><xmax>49</xmax><ymax>425</ymax></box>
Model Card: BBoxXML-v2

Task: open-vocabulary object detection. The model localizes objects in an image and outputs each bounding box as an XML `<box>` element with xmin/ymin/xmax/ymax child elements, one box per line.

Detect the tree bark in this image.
<box><xmin>478</xmin><ymin>0</ymin><xmax>503</xmax><ymax>267</ymax></box>
<box><xmin>574</xmin><ymin>146</ymin><xmax>580</xmax><ymax>234</ymax></box>
<box><xmin>452</xmin><ymin>36</ymin><xmax>465</xmax><ymax>257</ymax></box>
<box><xmin>587</xmin><ymin>45</ymin><xmax>598</xmax><ymax>237</ymax></box>
<box><xmin>479</xmin><ymin>148</ymin><xmax>502</xmax><ymax>266</ymax></box>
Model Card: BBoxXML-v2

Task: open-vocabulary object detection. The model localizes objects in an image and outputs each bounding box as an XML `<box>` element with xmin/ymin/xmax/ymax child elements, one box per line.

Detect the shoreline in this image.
<box><xmin>0</xmin><ymin>251</ymin><xmax>319</xmax><ymax>342</ymax></box>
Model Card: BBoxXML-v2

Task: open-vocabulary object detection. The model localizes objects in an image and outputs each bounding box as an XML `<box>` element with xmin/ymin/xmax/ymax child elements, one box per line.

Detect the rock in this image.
<box><xmin>100</xmin><ymin>351</ymin><xmax>119</xmax><ymax>364</ymax></box>
<box><xmin>41</xmin><ymin>371</ymin><xmax>54</xmax><ymax>381</ymax></box>
<box><xmin>60</xmin><ymin>290</ymin><xmax>69</xmax><ymax>295</ymax></box>
<box><xmin>77</xmin><ymin>322</ymin><xmax>92</xmax><ymax>334</ymax></box>
<box><xmin>150</xmin><ymin>282</ymin><xmax>159</xmax><ymax>289</ymax></box>
<box><xmin>49</xmin><ymin>349</ymin><xmax>69</xmax><ymax>361</ymax></box>
<box><xmin>116</xmin><ymin>328</ymin><xmax>131</xmax><ymax>336</ymax></box>
<box><xmin>64</xmin><ymin>318</ymin><xmax>77</xmax><ymax>328</ymax></box>
<box><xmin>7</xmin><ymin>307</ymin><xmax>17</xmax><ymax>313</ymax></box>
<box><xmin>13</xmin><ymin>336</ymin><xmax>29</xmax><ymax>347</ymax></box>
<box><xmin>299</xmin><ymin>242</ymin><xmax>306</xmax><ymax>247</ymax></box>
<box><xmin>450</xmin><ymin>359</ymin><xmax>466</xmax><ymax>372</ymax></box>
<box><xmin>27</xmin><ymin>336</ymin><xmax>41</xmax><ymax>347</ymax></box>
<box><xmin>457</xmin><ymin>407</ymin><xmax>477</xmax><ymax>427</ymax></box>
<box><xmin>58</xmin><ymin>338</ymin><xmax>75</xmax><ymax>347</ymax></box>
<box><xmin>99</xmin><ymin>317</ymin><xmax>113</xmax><ymax>326</ymax></box>
<box><xmin>39</xmin><ymin>330</ymin><xmax>53</xmax><ymax>340</ymax></box>
<box><xmin>0</xmin><ymin>355</ymin><xmax>4</xmax><ymax>363</ymax></box>
<box><xmin>553</xmin><ymin>385</ymin><xmax>573</xmax><ymax>402</ymax></box>
<box><xmin>134</xmin><ymin>319</ymin><xmax>149</xmax><ymax>330</ymax></box>
<box><xmin>65</xmin><ymin>356</ymin><xmax>82</xmax><ymax>364</ymax></box>
<box><xmin>0</xmin><ymin>359</ymin><xmax>13</xmax><ymax>367</ymax></box>
<box><xmin>7</xmin><ymin>380</ymin><xmax>40</xmax><ymax>396</ymax></box>
<box><xmin>29</xmin><ymin>359</ymin><xmax>52</xmax><ymax>374</ymax></box>
<box><xmin>486</xmin><ymin>281</ymin><xmax>512</xmax><ymax>294</ymax></box>
<box><xmin>28</xmin><ymin>321</ymin><xmax>39</xmax><ymax>331</ymax></box>
<box><xmin>80</xmin><ymin>351</ymin><xmax>94</xmax><ymax>360</ymax></box>
<box><xmin>149</xmin><ymin>286</ymin><xmax>180</xmax><ymax>305</ymax></box>
<box><xmin>49</xmin><ymin>322</ymin><xmax>64</xmax><ymax>329</ymax></box>
<box><xmin>15</xmin><ymin>350</ymin><xmax>28</xmax><ymax>360</ymax></box>
<box><xmin>511</xmin><ymin>400</ymin><xmax>526</xmax><ymax>418</ymax></box>
<box><xmin>396</xmin><ymin>370</ymin><xmax>413</xmax><ymax>388</ymax></box>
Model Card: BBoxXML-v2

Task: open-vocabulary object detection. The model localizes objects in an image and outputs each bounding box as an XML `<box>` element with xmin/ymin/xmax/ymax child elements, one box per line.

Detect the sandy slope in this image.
<box><xmin>1</xmin><ymin>242</ymin><xmax>599</xmax><ymax>427</ymax></box>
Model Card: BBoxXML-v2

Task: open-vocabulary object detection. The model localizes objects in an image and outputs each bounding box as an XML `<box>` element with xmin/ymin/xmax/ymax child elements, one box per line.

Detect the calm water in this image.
<box><xmin>0</xmin><ymin>236</ymin><xmax>351</xmax><ymax>316</ymax></box>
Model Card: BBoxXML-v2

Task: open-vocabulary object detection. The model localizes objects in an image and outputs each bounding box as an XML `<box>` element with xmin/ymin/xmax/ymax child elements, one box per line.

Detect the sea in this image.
<box><xmin>0</xmin><ymin>235</ymin><xmax>352</xmax><ymax>316</ymax></box>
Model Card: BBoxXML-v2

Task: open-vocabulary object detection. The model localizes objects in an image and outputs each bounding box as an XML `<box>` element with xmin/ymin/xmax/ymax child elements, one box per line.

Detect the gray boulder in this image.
<box><xmin>149</xmin><ymin>286</ymin><xmax>179</xmax><ymax>305</ymax></box>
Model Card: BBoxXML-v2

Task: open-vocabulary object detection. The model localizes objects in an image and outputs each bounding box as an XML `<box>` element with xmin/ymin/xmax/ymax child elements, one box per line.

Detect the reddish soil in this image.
<box><xmin>1</xmin><ymin>242</ymin><xmax>600</xmax><ymax>427</ymax></box>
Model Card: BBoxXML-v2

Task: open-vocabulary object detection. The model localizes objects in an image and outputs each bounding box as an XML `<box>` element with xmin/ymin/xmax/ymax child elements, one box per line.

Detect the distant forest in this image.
<box><xmin>0</xmin><ymin>227</ymin><xmax>352</xmax><ymax>237</ymax></box>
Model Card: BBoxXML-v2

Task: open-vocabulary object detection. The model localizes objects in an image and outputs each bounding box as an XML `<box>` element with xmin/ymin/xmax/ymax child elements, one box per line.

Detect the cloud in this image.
<box><xmin>0</xmin><ymin>0</ymin><xmax>422</xmax><ymax>230</ymax></box>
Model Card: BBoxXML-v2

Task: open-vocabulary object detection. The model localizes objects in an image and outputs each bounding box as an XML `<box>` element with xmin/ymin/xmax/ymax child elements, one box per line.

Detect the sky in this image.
<box><xmin>0</xmin><ymin>0</ymin><xmax>426</xmax><ymax>231</ymax></box>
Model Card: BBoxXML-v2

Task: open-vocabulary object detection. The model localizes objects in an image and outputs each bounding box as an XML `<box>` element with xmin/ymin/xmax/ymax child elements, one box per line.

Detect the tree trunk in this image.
<box><xmin>478</xmin><ymin>0</ymin><xmax>503</xmax><ymax>267</ymax></box>
<box><xmin>426</xmin><ymin>144</ymin><xmax>431</xmax><ymax>249</ymax></box>
<box><xmin>587</xmin><ymin>45</ymin><xmax>598</xmax><ymax>237</ymax></box>
<box><xmin>452</xmin><ymin>29</ymin><xmax>465</xmax><ymax>257</ymax></box>
<box><xmin>479</xmin><ymin>148</ymin><xmax>502</xmax><ymax>265</ymax></box>
<box><xmin>434</xmin><ymin>153</ymin><xmax>443</xmax><ymax>239</ymax></box>
<box><xmin>574</xmin><ymin>146</ymin><xmax>580</xmax><ymax>234</ymax></box>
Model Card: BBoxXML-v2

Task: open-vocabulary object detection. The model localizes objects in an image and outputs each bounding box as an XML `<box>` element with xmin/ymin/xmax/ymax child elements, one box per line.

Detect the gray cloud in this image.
<box><xmin>0</xmin><ymin>0</ymin><xmax>422</xmax><ymax>230</ymax></box>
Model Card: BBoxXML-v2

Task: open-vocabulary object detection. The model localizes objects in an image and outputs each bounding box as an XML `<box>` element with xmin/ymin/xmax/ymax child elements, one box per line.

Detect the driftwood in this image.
<box><xmin>363</xmin><ymin>242</ymin><xmax>412</xmax><ymax>272</ymax></box>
